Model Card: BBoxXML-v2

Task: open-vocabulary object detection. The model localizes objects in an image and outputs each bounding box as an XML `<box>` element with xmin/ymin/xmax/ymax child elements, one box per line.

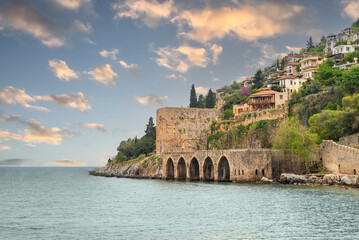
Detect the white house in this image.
<box><xmin>332</xmin><ymin>44</ymin><xmax>359</xmax><ymax>55</ymax></box>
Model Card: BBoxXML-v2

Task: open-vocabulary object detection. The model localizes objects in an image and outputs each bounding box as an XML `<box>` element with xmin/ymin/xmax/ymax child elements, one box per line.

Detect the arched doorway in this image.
<box><xmin>203</xmin><ymin>157</ymin><xmax>214</xmax><ymax>181</ymax></box>
<box><xmin>190</xmin><ymin>157</ymin><xmax>199</xmax><ymax>181</ymax></box>
<box><xmin>218</xmin><ymin>156</ymin><xmax>230</xmax><ymax>181</ymax></box>
<box><xmin>177</xmin><ymin>157</ymin><xmax>187</xmax><ymax>180</ymax></box>
<box><xmin>166</xmin><ymin>158</ymin><xmax>174</xmax><ymax>180</ymax></box>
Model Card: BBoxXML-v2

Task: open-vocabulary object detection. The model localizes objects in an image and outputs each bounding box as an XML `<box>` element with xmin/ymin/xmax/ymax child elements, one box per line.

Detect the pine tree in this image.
<box><xmin>253</xmin><ymin>69</ymin><xmax>264</xmax><ymax>89</ymax></box>
<box><xmin>307</xmin><ymin>36</ymin><xmax>314</xmax><ymax>50</ymax></box>
<box><xmin>189</xmin><ymin>84</ymin><xmax>198</xmax><ymax>108</ymax></box>
<box><xmin>144</xmin><ymin>117</ymin><xmax>156</xmax><ymax>140</ymax></box>
<box><xmin>205</xmin><ymin>89</ymin><xmax>216</xmax><ymax>108</ymax></box>
<box><xmin>281</xmin><ymin>58</ymin><xmax>285</xmax><ymax>70</ymax></box>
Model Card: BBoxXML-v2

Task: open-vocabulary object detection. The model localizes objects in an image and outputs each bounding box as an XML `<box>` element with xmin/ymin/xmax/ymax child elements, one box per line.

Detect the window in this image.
<box><xmin>235</xmin><ymin>169</ymin><xmax>236</xmax><ymax>175</ymax></box>
<box><xmin>262</xmin><ymin>169</ymin><xmax>265</xmax><ymax>175</ymax></box>
<box><xmin>242</xmin><ymin>170</ymin><xmax>244</xmax><ymax>175</ymax></box>
<box><xmin>255</xmin><ymin>169</ymin><xmax>258</xmax><ymax>175</ymax></box>
<box><xmin>354</xmin><ymin>170</ymin><xmax>357</xmax><ymax>175</ymax></box>
<box><xmin>280</xmin><ymin>95</ymin><xmax>283</xmax><ymax>100</ymax></box>
<box><xmin>238</xmin><ymin>169</ymin><xmax>240</xmax><ymax>175</ymax></box>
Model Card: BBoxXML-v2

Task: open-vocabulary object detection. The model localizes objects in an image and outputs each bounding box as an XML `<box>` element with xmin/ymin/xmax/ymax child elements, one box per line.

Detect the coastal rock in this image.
<box><xmin>323</xmin><ymin>174</ymin><xmax>341</xmax><ymax>185</ymax></box>
<box><xmin>89</xmin><ymin>155</ymin><xmax>163</xmax><ymax>179</ymax></box>
<box><xmin>260</xmin><ymin>177</ymin><xmax>273</xmax><ymax>183</ymax></box>
<box><xmin>280</xmin><ymin>173</ymin><xmax>307</xmax><ymax>184</ymax></box>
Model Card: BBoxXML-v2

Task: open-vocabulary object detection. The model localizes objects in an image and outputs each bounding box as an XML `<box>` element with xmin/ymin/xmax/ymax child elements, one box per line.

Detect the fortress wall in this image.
<box><xmin>321</xmin><ymin>140</ymin><xmax>359</xmax><ymax>175</ymax></box>
<box><xmin>156</xmin><ymin>108</ymin><xmax>217</xmax><ymax>155</ymax></box>
<box><xmin>232</xmin><ymin>107</ymin><xmax>285</xmax><ymax>126</ymax></box>
<box><xmin>162</xmin><ymin>149</ymin><xmax>304</xmax><ymax>181</ymax></box>
<box><xmin>339</xmin><ymin>133</ymin><xmax>359</xmax><ymax>148</ymax></box>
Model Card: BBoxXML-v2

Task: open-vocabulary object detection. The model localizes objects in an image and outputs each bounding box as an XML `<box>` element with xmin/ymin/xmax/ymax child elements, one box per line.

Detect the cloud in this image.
<box><xmin>23</xmin><ymin>119</ymin><xmax>72</xmax><ymax>145</ymax></box>
<box><xmin>119</xmin><ymin>60</ymin><xmax>139</xmax><ymax>75</ymax></box>
<box><xmin>0</xmin><ymin>145</ymin><xmax>11</xmax><ymax>151</ymax></box>
<box><xmin>235</xmin><ymin>76</ymin><xmax>246</xmax><ymax>83</ymax></box>
<box><xmin>27</xmin><ymin>143</ymin><xmax>35</xmax><ymax>148</ymax></box>
<box><xmin>210</xmin><ymin>44</ymin><xmax>223</xmax><ymax>64</ymax></box>
<box><xmin>51</xmin><ymin>0</ymin><xmax>91</xmax><ymax>11</ymax></box>
<box><xmin>341</xmin><ymin>0</ymin><xmax>359</xmax><ymax>20</ymax></box>
<box><xmin>0</xmin><ymin>86</ymin><xmax>49</xmax><ymax>111</ymax></box>
<box><xmin>36</xmin><ymin>92</ymin><xmax>91</xmax><ymax>112</ymax></box>
<box><xmin>0</xmin><ymin>114</ymin><xmax>72</xmax><ymax>145</ymax></box>
<box><xmin>286</xmin><ymin>46</ymin><xmax>302</xmax><ymax>53</ymax></box>
<box><xmin>46</xmin><ymin>159</ymin><xmax>86</xmax><ymax>167</ymax></box>
<box><xmin>166</xmin><ymin>74</ymin><xmax>187</xmax><ymax>83</ymax></box>
<box><xmin>49</xmin><ymin>59</ymin><xmax>79</xmax><ymax>81</ymax></box>
<box><xmin>260</xmin><ymin>44</ymin><xmax>286</xmax><ymax>59</ymax></box>
<box><xmin>154</xmin><ymin>45</ymin><xmax>208</xmax><ymax>73</ymax></box>
<box><xmin>79</xmin><ymin>123</ymin><xmax>106</xmax><ymax>132</ymax></box>
<box><xmin>0</xmin><ymin>0</ymin><xmax>92</xmax><ymax>47</ymax></box>
<box><xmin>172</xmin><ymin>0</ymin><xmax>305</xmax><ymax>43</ymax></box>
<box><xmin>0</xmin><ymin>158</ymin><xmax>26</xmax><ymax>166</ymax></box>
<box><xmin>99</xmin><ymin>49</ymin><xmax>119</xmax><ymax>60</ymax></box>
<box><xmin>212</xmin><ymin>77</ymin><xmax>219</xmax><ymax>82</ymax></box>
<box><xmin>195</xmin><ymin>86</ymin><xmax>209</xmax><ymax>95</ymax></box>
<box><xmin>133</xmin><ymin>95</ymin><xmax>168</xmax><ymax>105</ymax></box>
<box><xmin>84</xmin><ymin>37</ymin><xmax>95</xmax><ymax>45</ymax></box>
<box><xmin>88</xmin><ymin>64</ymin><xmax>118</xmax><ymax>86</ymax></box>
<box><xmin>0</xmin><ymin>130</ymin><xmax>23</xmax><ymax>142</ymax></box>
<box><xmin>113</xmin><ymin>0</ymin><xmax>175</xmax><ymax>28</ymax></box>
<box><xmin>0</xmin><ymin>0</ymin><xmax>65</xmax><ymax>47</ymax></box>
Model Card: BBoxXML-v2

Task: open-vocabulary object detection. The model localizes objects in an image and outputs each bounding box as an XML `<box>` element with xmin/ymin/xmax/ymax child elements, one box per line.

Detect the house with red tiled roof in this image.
<box><xmin>243</xmin><ymin>78</ymin><xmax>255</xmax><ymax>87</ymax></box>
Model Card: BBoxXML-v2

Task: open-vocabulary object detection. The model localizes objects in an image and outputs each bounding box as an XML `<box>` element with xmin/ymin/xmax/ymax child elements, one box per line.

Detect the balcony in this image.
<box><xmin>248</xmin><ymin>99</ymin><xmax>275</xmax><ymax>105</ymax></box>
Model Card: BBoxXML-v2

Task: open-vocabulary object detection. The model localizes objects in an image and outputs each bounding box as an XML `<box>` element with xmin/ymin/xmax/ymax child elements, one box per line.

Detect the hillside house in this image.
<box><xmin>300</xmin><ymin>55</ymin><xmax>326</xmax><ymax>79</ymax></box>
<box><xmin>285</xmin><ymin>62</ymin><xmax>300</xmax><ymax>76</ymax></box>
<box><xmin>332</xmin><ymin>44</ymin><xmax>359</xmax><ymax>55</ymax></box>
<box><xmin>243</xmin><ymin>78</ymin><xmax>255</xmax><ymax>87</ymax></box>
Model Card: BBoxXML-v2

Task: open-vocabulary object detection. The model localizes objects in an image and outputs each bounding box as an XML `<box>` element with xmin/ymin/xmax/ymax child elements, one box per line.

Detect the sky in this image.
<box><xmin>0</xmin><ymin>0</ymin><xmax>358</xmax><ymax>167</ymax></box>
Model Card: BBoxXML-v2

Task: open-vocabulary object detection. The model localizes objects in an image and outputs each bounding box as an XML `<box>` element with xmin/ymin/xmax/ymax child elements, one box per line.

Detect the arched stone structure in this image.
<box><xmin>203</xmin><ymin>157</ymin><xmax>214</xmax><ymax>181</ymax></box>
<box><xmin>190</xmin><ymin>157</ymin><xmax>200</xmax><ymax>181</ymax></box>
<box><xmin>177</xmin><ymin>157</ymin><xmax>187</xmax><ymax>180</ymax></box>
<box><xmin>166</xmin><ymin>158</ymin><xmax>174</xmax><ymax>180</ymax></box>
<box><xmin>218</xmin><ymin>156</ymin><xmax>230</xmax><ymax>182</ymax></box>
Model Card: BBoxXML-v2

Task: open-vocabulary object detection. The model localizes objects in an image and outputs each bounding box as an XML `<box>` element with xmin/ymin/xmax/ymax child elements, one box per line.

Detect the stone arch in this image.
<box><xmin>218</xmin><ymin>156</ymin><xmax>230</xmax><ymax>182</ymax></box>
<box><xmin>203</xmin><ymin>157</ymin><xmax>214</xmax><ymax>181</ymax></box>
<box><xmin>177</xmin><ymin>157</ymin><xmax>187</xmax><ymax>180</ymax></box>
<box><xmin>190</xmin><ymin>157</ymin><xmax>200</xmax><ymax>181</ymax></box>
<box><xmin>166</xmin><ymin>158</ymin><xmax>174</xmax><ymax>180</ymax></box>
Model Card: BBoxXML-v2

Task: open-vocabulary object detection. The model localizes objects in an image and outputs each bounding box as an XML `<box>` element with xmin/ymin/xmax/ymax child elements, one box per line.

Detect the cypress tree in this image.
<box><xmin>144</xmin><ymin>117</ymin><xmax>156</xmax><ymax>140</ymax></box>
<box><xmin>197</xmin><ymin>94</ymin><xmax>205</xmax><ymax>108</ymax></box>
<box><xmin>189</xmin><ymin>84</ymin><xmax>198</xmax><ymax>108</ymax></box>
<box><xmin>205</xmin><ymin>89</ymin><xmax>216</xmax><ymax>108</ymax></box>
<box><xmin>307</xmin><ymin>36</ymin><xmax>314</xmax><ymax>50</ymax></box>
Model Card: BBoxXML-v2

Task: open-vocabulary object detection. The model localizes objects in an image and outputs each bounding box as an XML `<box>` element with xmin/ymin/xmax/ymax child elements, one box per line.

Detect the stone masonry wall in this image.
<box><xmin>339</xmin><ymin>133</ymin><xmax>359</xmax><ymax>148</ymax></box>
<box><xmin>232</xmin><ymin>107</ymin><xmax>286</xmax><ymax>125</ymax></box>
<box><xmin>321</xmin><ymin>140</ymin><xmax>359</xmax><ymax>175</ymax></box>
<box><xmin>162</xmin><ymin>149</ymin><xmax>305</xmax><ymax>182</ymax></box>
<box><xmin>156</xmin><ymin>107</ymin><xmax>217</xmax><ymax>155</ymax></box>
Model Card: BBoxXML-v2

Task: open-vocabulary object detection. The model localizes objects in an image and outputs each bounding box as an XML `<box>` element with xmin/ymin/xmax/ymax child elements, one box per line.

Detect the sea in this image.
<box><xmin>1</xmin><ymin>167</ymin><xmax>359</xmax><ymax>240</ymax></box>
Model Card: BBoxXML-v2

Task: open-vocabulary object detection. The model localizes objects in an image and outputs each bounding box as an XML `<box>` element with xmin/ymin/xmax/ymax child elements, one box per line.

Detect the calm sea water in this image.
<box><xmin>1</xmin><ymin>167</ymin><xmax>359</xmax><ymax>240</ymax></box>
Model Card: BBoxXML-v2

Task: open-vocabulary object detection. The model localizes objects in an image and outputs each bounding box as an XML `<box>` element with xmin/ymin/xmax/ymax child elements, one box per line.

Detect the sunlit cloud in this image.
<box><xmin>88</xmin><ymin>64</ymin><xmax>118</xmax><ymax>86</ymax></box>
<box><xmin>154</xmin><ymin>45</ymin><xmax>208</xmax><ymax>73</ymax></box>
<box><xmin>286</xmin><ymin>46</ymin><xmax>302</xmax><ymax>53</ymax></box>
<box><xmin>0</xmin><ymin>130</ymin><xmax>23</xmax><ymax>142</ymax></box>
<box><xmin>46</xmin><ymin>159</ymin><xmax>86</xmax><ymax>167</ymax></box>
<box><xmin>99</xmin><ymin>49</ymin><xmax>119</xmax><ymax>60</ymax></box>
<box><xmin>51</xmin><ymin>0</ymin><xmax>92</xmax><ymax>11</ymax></box>
<box><xmin>260</xmin><ymin>44</ymin><xmax>286</xmax><ymax>59</ymax></box>
<box><xmin>49</xmin><ymin>59</ymin><xmax>79</xmax><ymax>81</ymax></box>
<box><xmin>341</xmin><ymin>0</ymin><xmax>359</xmax><ymax>20</ymax></box>
<box><xmin>36</xmin><ymin>92</ymin><xmax>91</xmax><ymax>112</ymax></box>
<box><xmin>235</xmin><ymin>76</ymin><xmax>246</xmax><ymax>83</ymax></box>
<box><xmin>195</xmin><ymin>86</ymin><xmax>209</xmax><ymax>95</ymax></box>
<box><xmin>0</xmin><ymin>0</ymin><xmax>92</xmax><ymax>47</ymax></box>
<box><xmin>172</xmin><ymin>0</ymin><xmax>305</xmax><ymax>43</ymax></box>
<box><xmin>0</xmin><ymin>114</ymin><xmax>72</xmax><ymax>146</ymax></box>
<box><xmin>166</xmin><ymin>74</ymin><xmax>187</xmax><ymax>83</ymax></box>
<box><xmin>0</xmin><ymin>145</ymin><xmax>11</xmax><ymax>151</ymax></box>
<box><xmin>209</xmin><ymin>44</ymin><xmax>223</xmax><ymax>64</ymax></box>
<box><xmin>113</xmin><ymin>0</ymin><xmax>175</xmax><ymax>28</ymax></box>
<box><xmin>133</xmin><ymin>95</ymin><xmax>168</xmax><ymax>105</ymax></box>
<box><xmin>79</xmin><ymin>123</ymin><xmax>106</xmax><ymax>132</ymax></box>
<box><xmin>119</xmin><ymin>60</ymin><xmax>139</xmax><ymax>75</ymax></box>
<box><xmin>0</xmin><ymin>86</ymin><xmax>49</xmax><ymax>111</ymax></box>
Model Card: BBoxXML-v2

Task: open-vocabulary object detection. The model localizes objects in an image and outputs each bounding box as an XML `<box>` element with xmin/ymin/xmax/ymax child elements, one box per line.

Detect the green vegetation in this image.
<box><xmin>189</xmin><ymin>84</ymin><xmax>216</xmax><ymax>108</ymax></box>
<box><xmin>334</xmin><ymin>40</ymin><xmax>348</xmax><ymax>47</ymax></box>
<box><xmin>272</xmin><ymin>118</ymin><xmax>318</xmax><ymax>164</ymax></box>
<box><xmin>219</xmin><ymin>109</ymin><xmax>234</xmax><ymax>120</ymax></box>
<box><xmin>207</xmin><ymin>120</ymin><xmax>277</xmax><ymax>150</ymax></box>
<box><xmin>341</xmin><ymin>51</ymin><xmax>359</xmax><ymax>64</ymax></box>
<box><xmin>112</xmin><ymin>117</ymin><xmax>156</xmax><ymax>164</ymax></box>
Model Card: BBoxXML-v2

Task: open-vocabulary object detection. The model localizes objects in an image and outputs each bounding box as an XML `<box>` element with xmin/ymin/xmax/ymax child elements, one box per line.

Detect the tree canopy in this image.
<box><xmin>189</xmin><ymin>84</ymin><xmax>197</xmax><ymax>108</ymax></box>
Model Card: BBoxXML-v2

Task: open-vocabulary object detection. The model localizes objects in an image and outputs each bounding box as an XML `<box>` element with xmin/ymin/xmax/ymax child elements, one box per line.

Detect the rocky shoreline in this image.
<box><xmin>260</xmin><ymin>173</ymin><xmax>359</xmax><ymax>188</ymax></box>
<box><xmin>89</xmin><ymin>155</ymin><xmax>162</xmax><ymax>179</ymax></box>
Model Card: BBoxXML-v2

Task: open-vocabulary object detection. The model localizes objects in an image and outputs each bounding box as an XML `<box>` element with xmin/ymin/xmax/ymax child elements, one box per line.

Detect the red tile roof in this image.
<box><xmin>249</xmin><ymin>90</ymin><xmax>277</xmax><ymax>97</ymax></box>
